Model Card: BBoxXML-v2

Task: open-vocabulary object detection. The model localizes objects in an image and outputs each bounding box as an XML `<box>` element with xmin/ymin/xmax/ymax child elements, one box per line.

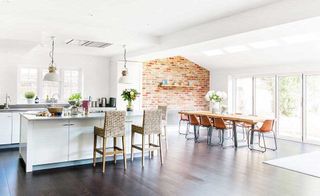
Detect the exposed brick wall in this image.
<box><xmin>142</xmin><ymin>56</ymin><xmax>210</xmax><ymax>110</ymax></box>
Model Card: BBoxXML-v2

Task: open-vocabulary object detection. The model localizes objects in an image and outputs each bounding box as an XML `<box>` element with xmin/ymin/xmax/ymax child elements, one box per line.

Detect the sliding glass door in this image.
<box><xmin>235</xmin><ymin>77</ymin><xmax>253</xmax><ymax>115</ymax></box>
<box><xmin>278</xmin><ymin>75</ymin><xmax>302</xmax><ymax>140</ymax></box>
<box><xmin>305</xmin><ymin>75</ymin><xmax>320</xmax><ymax>143</ymax></box>
<box><xmin>255</xmin><ymin>76</ymin><xmax>275</xmax><ymax>118</ymax></box>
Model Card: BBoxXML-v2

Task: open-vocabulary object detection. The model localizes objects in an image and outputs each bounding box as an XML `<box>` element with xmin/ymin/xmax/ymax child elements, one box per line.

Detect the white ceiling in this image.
<box><xmin>133</xmin><ymin>16</ymin><xmax>320</xmax><ymax>70</ymax></box>
<box><xmin>0</xmin><ymin>0</ymin><xmax>278</xmax><ymax>56</ymax></box>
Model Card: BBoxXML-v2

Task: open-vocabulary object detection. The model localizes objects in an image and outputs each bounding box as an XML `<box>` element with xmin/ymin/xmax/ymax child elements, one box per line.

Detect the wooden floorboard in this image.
<box><xmin>0</xmin><ymin>126</ymin><xmax>320</xmax><ymax>196</ymax></box>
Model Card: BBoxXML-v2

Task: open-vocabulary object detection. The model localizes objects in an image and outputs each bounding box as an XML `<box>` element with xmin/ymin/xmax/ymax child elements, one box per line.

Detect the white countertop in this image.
<box><xmin>21</xmin><ymin>111</ymin><xmax>143</xmax><ymax>121</ymax></box>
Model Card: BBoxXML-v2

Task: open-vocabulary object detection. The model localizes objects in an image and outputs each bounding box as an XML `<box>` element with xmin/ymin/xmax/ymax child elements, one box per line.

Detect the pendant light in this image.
<box><xmin>43</xmin><ymin>36</ymin><xmax>59</xmax><ymax>82</ymax></box>
<box><xmin>118</xmin><ymin>45</ymin><xmax>132</xmax><ymax>84</ymax></box>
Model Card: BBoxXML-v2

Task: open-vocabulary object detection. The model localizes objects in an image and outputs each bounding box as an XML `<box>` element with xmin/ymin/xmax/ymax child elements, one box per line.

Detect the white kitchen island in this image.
<box><xmin>20</xmin><ymin>112</ymin><xmax>143</xmax><ymax>172</ymax></box>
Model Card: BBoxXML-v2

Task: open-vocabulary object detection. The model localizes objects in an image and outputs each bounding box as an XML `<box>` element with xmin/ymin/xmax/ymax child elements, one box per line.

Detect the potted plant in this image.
<box><xmin>121</xmin><ymin>89</ymin><xmax>139</xmax><ymax>111</ymax></box>
<box><xmin>68</xmin><ymin>93</ymin><xmax>82</xmax><ymax>107</ymax></box>
<box><xmin>25</xmin><ymin>91</ymin><xmax>35</xmax><ymax>104</ymax></box>
<box><xmin>205</xmin><ymin>90</ymin><xmax>227</xmax><ymax>113</ymax></box>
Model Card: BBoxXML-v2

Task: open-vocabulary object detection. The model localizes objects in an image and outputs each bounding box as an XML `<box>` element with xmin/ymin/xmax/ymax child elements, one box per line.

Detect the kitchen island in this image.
<box><xmin>20</xmin><ymin>112</ymin><xmax>143</xmax><ymax>172</ymax></box>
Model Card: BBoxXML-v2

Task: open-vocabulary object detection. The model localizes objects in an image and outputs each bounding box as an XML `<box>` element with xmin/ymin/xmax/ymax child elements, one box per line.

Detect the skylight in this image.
<box><xmin>203</xmin><ymin>49</ymin><xmax>224</xmax><ymax>56</ymax></box>
<box><xmin>282</xmin><ymin>34</ymin><xmax>320</xmax><ymax>44</ymax></box>
<box><xmin>223</xmin><ymin>45</ymin><xmax>249</xmax><ymax>53</ymax></box>
<box><xmin>248</xmin><ymin>40</ymin><xmax>280</xmax><ymax>49</ymax></box>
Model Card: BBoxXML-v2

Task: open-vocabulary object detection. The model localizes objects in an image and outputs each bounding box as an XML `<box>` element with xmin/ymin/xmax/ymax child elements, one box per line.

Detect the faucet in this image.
<box><xmin>4</xmin><ymin>93</ymin><xmax>10</xmax><ymax>109</ymax></box>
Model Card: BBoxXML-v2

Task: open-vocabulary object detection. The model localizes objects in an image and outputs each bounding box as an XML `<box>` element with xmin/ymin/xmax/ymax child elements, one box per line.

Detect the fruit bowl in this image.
<box><xmin>47</xmin><ymin>107</ymin><xmax>63</xmax><ymax>116</ymax></box>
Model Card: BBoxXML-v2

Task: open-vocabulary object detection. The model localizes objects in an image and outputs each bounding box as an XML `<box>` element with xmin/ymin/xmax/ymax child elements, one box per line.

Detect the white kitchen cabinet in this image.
<box><xmin>32</xmin><ymin>120</ymin><xmax>69</xmax><ymax>165</ymax></box>
<box><xmin>12</xmin><ymin>113</ymin><xmax>20</xmax><ymax>143</ymax></box>
<box><xmin>68</xmin><ymin>119</ymin><xmax>102</xmax><ymax>161</ymax></box>
<box><xmin>0</xmin><ymin>113</ymin><xmax>12</xmax><ymax>145</ymax></box>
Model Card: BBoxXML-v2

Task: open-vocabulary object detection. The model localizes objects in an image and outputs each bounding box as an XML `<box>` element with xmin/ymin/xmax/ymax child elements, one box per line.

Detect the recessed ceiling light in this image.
<box><xmin>223</xmin><ymin>45</ymin><xmax>249</xmax><ymax>53</ymax></box>
<box><xmin>203</xmin><ymin>49</ymin><xmax>224</xmax><ymax>56</ymax></box>
<box><xmin>282</xmin><ymin>34</ymin><xmax>319</xmax><ymax>44</ymax></box>
<box><xmin>248</xmin><ymin>40</ymin><xmax>280</xmax><ymax>49</ymax></box>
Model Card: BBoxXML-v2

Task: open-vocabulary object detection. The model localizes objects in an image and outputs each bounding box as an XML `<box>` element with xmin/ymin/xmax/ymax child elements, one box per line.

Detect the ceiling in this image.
<box><xmin>133</xmin><ymin>16</ymin><xmax>320</xmax><ymax>70</ymax></box>
<box><xmin>0</xmin><ymin>0</ymin><xmax>278</xmax><ymax>56</ymax></box>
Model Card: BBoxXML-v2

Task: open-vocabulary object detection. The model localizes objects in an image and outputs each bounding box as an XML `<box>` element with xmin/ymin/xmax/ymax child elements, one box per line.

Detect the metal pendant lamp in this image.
<box><xmin>118</xmin><ymin>45</ymin><xmax>132</xmax><ymax>84</ymax></box>
<box><xmin>43</xmin><ymin>36</ymin><xmax>59</xmax><ymax>82</ymax></box>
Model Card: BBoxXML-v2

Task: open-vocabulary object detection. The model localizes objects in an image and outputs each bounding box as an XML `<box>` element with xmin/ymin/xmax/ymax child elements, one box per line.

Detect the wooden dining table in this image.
<box><xmin>179</xmin><ymin>111</ymin><xmax>268</xmax><ymax>148</ymax></box>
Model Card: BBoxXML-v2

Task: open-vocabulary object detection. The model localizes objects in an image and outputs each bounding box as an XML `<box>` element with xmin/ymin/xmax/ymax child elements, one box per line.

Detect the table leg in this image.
<box><xmin>233</xmin><ymin>121</ymin><xmax>238</xmax><ymax>148</ymax></box>
<box><xmin>250</xmin><ymin>124</ymin><xmax>255</xmax><ymax>145</ymax></box>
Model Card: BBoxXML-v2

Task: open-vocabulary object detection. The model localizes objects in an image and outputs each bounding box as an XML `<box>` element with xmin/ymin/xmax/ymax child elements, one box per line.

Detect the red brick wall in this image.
<box><xmin>142</xmin><ymin>56</ymin><xmax>210</xmax><ymax>110</ymax></box>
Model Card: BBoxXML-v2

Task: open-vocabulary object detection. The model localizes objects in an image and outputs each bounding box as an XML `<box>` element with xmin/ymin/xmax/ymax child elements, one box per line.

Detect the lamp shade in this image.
<box><xmin>43</xmin><ymin>72</ymin><xmax>59</xmax><ymax>82</ymax></box>
<box><xmin>118</xmin><ymin>75</ymin><xmax>132</xmax><ymax>84</ymax></box>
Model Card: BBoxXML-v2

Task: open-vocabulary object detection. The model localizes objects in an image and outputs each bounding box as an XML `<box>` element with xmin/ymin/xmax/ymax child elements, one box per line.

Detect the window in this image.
<box><xmin>18</xmin><ymin>68</ymin><xmax>38</xmax><ymax>103</ymax></box>
<box><xmin>42</xmin><ymin>70</ymin><xmax>60</xmax><ymax>99</ymax></box>
<box><xmin>18</xmin><ymin>68</ymin><xmax>82</xmax><ymax>103</ymax></box>
<box><xmin>255</xmin><ymin>76</ymin><xmax>275</xmax><ymax>118</ymax></box>
<box><xmin>62</xmin><ymin>70</ymin><xmax>81</xmax><ymax>100</ymax></box>
<box><xmin>235</xmin><ymin>77</ymin><xmax>252</xmax><ymax>115</ymax></box>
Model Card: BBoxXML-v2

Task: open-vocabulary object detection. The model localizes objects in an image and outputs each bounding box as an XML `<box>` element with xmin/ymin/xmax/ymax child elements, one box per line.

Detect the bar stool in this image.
<box><xmin>247</xmin><ymin>120</ymin><xmax>277</xmax><ymax>153</ymax></box>
<box><xmin>93</xmin><ymin>111</ymin><xmax>127</xmax><ymax>173</ymax></box>
<box><xmin>213</xmin><ymin>117</ymin><xmax>234</xmax><ymax>148</ymax></box>
<box><xmin>131</xmin><ymin>110</ymin><xmax>163</xmax><ymax>167</ymax></box>
<box><xmin>186</xmin><ymin>114</ymin><xmax>200</xmax><ymax>142</ymax></box>
<box><xmin>179</xmin><ymin>113</ymin><xmax>190</xmax><ymax>135</ymax></box>
<box><xmin>158</xmin><ymin>105</ymin><xmax>168</xmax><ymax>150</ymax></box>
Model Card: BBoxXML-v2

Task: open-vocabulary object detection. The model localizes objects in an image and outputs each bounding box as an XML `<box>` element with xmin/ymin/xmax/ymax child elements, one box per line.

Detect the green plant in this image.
<box><xmin>25</xmin><ymin>91</ymin><xmax>35</xmax><ymax>99</ymax></box>
<box><xmin>121</xmin><ymin>89</ymin><xmax>139</xmax><ymax>101</ymax></box>
<box><xmin>68</xmin><ymin>93</ymin><xmax>82</xmax><ymax>106</ymax></box>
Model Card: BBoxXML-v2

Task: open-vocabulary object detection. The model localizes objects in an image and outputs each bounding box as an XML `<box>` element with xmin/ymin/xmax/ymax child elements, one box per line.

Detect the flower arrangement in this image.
<box><xmin>205</xmin><ymin>90</ymin><xmax>227</xmax><ymax>103</ymax></box>
<box><xmin>121</xmin><ymin>89</ymin><xmax>139</xmax><ymax>111</ymax></box>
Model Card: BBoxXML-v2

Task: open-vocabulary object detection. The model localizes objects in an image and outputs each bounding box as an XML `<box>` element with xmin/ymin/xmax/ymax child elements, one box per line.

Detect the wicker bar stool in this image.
<box><xmin>131</xmin><ymin>110</ymin><xmax>163</xmax><ymax>167</ymax></box>
<box><xmin>93</xmin><ymin>111</ymin><xmax>127</xmax><ymax>173</ymax></box>
<box><xmin>158</xmin><ymin>105</ymin><xmax>168</xmax><ymax>150</ymax></box>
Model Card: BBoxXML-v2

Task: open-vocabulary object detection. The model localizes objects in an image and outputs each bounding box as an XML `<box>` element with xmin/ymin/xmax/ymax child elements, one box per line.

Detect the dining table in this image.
<box><xmin>178</xmin><ymin>111</ymin><xmax>269</xmax><ymax>148</ymax></box>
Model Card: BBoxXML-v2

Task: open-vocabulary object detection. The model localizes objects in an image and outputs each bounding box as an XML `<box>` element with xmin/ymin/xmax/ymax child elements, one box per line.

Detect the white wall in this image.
<box><xmin>0</xmin><ymin>51</ymin><xmax>110</xmax><ymax>104</ymax></box>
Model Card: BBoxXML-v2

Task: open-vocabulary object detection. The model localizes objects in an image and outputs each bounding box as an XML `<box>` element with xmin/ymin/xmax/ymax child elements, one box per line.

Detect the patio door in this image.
<box><xmin>277</xmin><ymin>75</ymin><xmax>303</xmax><ymax>141</ymax></box>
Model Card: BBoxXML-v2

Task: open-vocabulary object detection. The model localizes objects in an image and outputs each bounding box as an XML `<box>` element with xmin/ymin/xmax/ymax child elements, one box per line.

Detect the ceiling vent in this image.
<box><xmin>65</xmin><ymin>39</ymin><xmax>112</xmax><ymax>48</ymax></box>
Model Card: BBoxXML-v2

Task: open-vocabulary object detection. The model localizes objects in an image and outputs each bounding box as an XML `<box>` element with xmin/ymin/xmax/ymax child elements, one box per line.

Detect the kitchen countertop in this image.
<box><xmin>21</xmin><ymin>111</ymin><xmax>143</xmax><ymax>121</ymax></box>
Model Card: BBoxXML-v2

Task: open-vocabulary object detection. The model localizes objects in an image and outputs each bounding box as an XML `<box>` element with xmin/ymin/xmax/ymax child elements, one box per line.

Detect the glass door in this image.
<box><xmin>235</xmin><ymin>77</ymin><xmax>253</xmax><ymax>115</ymax></box>
<box><xmin>255</xmin><ymin>76</ymin><xmax>276</xmax><ymax>118</ymax></box>
<box><xmin>278</xmin><ymin>75</ymin><xmax>302</xmax><ymax>141</ymax></box>
<box><xmin>305</xmin><ymin>75</ymin><xmax>320</xmax><ymax>144</ymax></box>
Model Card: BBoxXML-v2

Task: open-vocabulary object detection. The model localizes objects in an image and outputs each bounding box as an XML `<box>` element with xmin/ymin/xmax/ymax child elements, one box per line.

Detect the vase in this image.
<box><xmin>27</xmin><ymin>98</ymin><xmax>34</xmax><ymax>104</ymax></box>
<box><xmin>211</xmin><ymin>102</ymin><xmax>221</xmax><ymax>114</ymax></box>
<box><xmin>127</xmin><ymin>100</ymin><xmax>133</xmax><ymax>111</ymax></box>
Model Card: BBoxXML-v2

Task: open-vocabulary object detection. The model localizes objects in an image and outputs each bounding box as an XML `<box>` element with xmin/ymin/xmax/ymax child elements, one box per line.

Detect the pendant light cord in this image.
<box><xmin>123</xmin><ymin>44</ymin><xmax>127</xmax><ymax>69</ymax></box>
<box><xmin>49</xmin><ymin>37</ymin><xmax>55</xmax><ymax>66</ymax></box>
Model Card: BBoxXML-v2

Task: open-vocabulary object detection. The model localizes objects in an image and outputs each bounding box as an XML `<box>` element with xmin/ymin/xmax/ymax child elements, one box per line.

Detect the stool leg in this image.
<box><xmin>164</xmin><ymin>125</ymin><xmax>168</xmax><ymax>150</ymax></box>
<box><xmin>102</xmin><ymin>137</ymin><xmax>107</xmax><ymax>173</ymax></box>
<box><xmin>122</xmin><ymin>136</ymin><xmax>127</xmax><ymax>170</ymax></box>
<box><xmin>142</xmin><ymin>134</ymin><xmax>145</xmax><ymax>167</ymax></box>
<box><xmin>159</xmin><ymin>133</ymin><xmax>163</xmax><ymax>165</ymax></box>
<box><xmin>148</xmin><ymin>135</ymin><xmax>152</xmax><ymax>159</ymax></box>
<box><xmin>131</xmin><ymin>131</ymin><xmax>134</xmax><ymax>162</ymax></box>
<box><xmin>114</xmin><ymin>137</ymin><xmax>117</xmax><ymax>164</ymax></box>
<box><xmin>93</xmin><ymin>134</ymin><xmax>97</xmax><ymax>167</ymax></box>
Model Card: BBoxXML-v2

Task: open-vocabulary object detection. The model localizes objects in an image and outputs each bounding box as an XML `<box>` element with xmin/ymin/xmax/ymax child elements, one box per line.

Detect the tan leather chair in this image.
<box><xmin>247</xmin><ymin>120</ymin><xmax>277</xmax><ymax>153</ymax></box>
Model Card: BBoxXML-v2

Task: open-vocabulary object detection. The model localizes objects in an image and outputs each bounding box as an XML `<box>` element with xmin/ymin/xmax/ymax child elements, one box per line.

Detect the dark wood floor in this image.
<box><xmin>0</xmin><ymin>126</ymin><xmax>320</xmax><ymax>196</ymax></box>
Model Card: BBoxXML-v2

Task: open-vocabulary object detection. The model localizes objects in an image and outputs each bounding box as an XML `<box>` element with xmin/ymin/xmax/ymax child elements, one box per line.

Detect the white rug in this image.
<box><xmin>264</xmin><ymin>151</ymin><xmax>320</xmax><ymax>178</ymax></box>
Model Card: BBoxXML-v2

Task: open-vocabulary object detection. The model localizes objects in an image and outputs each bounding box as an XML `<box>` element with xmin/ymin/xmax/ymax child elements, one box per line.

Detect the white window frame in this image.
<box><xmin>17</xmin><ymin>67</ymin><xmax>83</xmax><ymax>103</ymax></box>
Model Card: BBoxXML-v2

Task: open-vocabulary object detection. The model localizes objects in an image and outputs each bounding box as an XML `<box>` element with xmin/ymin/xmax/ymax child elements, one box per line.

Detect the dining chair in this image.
<box><xmin>186</xmin><ymin>114</ymin><xmax>200</xmax><ymax>142</ymax></box>
<box><xmin>131</xmin><ymin>110</ymin><xmax>163</xmax><ymax>167</ymax></box>
<box><xmin>247</xmin><ymin>119</ymin><xmax>277</xmax><ymax>153</ymax></box>
<box><xmin>199</xmin><ymin>115</ymin><xmax>214</xmax><ymax>144</ymax></box>
<box><xmin>213</xmin><ymin>117</ymin><xmax>234</xmax><ymax>148</ymax></box>
<box><xmin>93</xmin><ymin>111</ymin><xmax>127</xmax><ymax>173</ymax></box>
<box><xmin>179</xmin><ymin>113</ymin><xmax>190</xmax><ymax>135</ymax></box>
<box><xmin>158</xmin><ymin>105</ymin><xmax>168</xmax><ymax>150</ymax></box>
